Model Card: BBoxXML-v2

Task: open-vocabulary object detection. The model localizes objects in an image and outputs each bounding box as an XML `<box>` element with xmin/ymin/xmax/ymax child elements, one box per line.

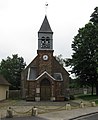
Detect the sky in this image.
<box><xmin>0</xmin><ymin>0</ymin><xmax>98</xmax><ymax>65</ymax></box>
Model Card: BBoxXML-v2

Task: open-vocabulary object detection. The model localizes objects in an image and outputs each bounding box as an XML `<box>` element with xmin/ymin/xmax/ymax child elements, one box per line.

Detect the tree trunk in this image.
<box><xmin>91</xmin><ymin>81</ymin><xmax>94</xmax><ymax>96</ymax></box>
<box><xmin>95</xmin><ymin>81</ymin><xmax>98</xmax><ymax>96</ymax></box>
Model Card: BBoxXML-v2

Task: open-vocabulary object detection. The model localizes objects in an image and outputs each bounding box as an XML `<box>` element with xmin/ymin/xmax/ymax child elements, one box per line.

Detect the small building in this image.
<box><xmin>0</xmin><ymin>75</ymin><xmax>10</xmax><ymax>101</ymax></box>
<box><xmin>21</xmin><ymin>15</ymin><xmax>70</xmax><ymax>101</ymax></box>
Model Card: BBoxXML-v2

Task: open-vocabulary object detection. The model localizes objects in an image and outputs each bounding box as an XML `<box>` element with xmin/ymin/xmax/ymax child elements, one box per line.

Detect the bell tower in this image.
<box><xmin>37</xmin><ymin>16</ymin><xmax>54</xmax><ymax>75</ymax></box>
<box><xmin>38</xmin><ymin>15</ymin><xmax>53</xmax><ymax>50</ymax></box>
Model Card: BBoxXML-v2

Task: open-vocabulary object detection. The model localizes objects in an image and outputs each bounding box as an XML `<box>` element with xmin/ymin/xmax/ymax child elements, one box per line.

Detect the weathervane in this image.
<box><xmin>45</xmin><ymin>2</ymin><xmax>48</xmax><ymax>16</ymax></box>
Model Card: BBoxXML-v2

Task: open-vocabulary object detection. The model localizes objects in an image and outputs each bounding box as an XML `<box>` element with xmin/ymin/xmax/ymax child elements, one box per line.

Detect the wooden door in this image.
<box><xmin>40</xmin><ymin>79</ymin><xmax>51</xmax><ymax>101</ymax></box>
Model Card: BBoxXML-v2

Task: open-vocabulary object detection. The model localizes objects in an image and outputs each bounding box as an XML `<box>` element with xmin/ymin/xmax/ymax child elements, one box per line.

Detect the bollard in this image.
<box><xmin>32</xmin><ymin>106</ymin><xmax>38</xmax><ymax>116</ymax></box>
<box><xmin>6</xmin><ymin>107</ymin><xmax>13</xmax><ymax>118</ymax></box>
<box><xmin>80</xmin><ymin>101</ymin><xmax>84</xmax><ymax>108</ymax></box>
<box><xmin>91</xmin><ymin>102</ymin><xmax>96</xmax><ymax>107</ymax></box>
<box><xmin>65</xmin><ymin>103</ymin><xmax>71</xmax><ymax>110</ymax></box>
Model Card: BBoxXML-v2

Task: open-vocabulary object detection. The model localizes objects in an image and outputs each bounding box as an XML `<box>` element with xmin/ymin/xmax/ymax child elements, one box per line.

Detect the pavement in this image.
<box><xmin>0</xmin><ymin>100</ymin><xmax>98</xmax><ymax>120</ymax></box>
<box><xmin>39</xmin><ymin>106</ymin><xmax>98</xmax><ymax>120</ymax></box>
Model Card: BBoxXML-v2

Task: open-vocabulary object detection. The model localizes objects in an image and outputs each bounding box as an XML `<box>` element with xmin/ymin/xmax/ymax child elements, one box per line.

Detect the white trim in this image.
<box><xmin>36</xmin><ymin>71</ymin><xmax>55</xmax><ymax>81</ymax></box>
<box><xmin>27</xmin><ymin>68</ymin><xmax>30</xmax><ymax>80</ymax></box>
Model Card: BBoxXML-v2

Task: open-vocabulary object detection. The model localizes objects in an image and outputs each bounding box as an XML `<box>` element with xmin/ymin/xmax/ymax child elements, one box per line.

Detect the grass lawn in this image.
<box><xmin>76</xmin><ymin>94</ymin><xmax>98</xmax><ymax>104</ymax></box>
<box><xmin>95</xmin><ymin>100</ymin><xmax>98</xmax><ymax>104</ymax></box>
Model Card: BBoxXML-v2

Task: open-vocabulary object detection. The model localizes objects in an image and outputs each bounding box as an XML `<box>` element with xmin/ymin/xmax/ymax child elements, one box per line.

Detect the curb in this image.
<box><xmin>69</xmin><ymin>111</ymin><xmax>98</xmax><ymax>120</ymax></box>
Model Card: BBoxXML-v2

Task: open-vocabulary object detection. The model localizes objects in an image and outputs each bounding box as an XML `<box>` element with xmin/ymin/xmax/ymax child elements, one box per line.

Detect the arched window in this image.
<box><xmin>41</xmin><ymin>37</ymin><xmax>50</xmax><ymax>48</ymax></box>
<box><xmin>41</xmin><ymin>37</ymin><xmax>45</xmax><ymax>48</ymax></box>
<box><xmin>46</xmin><ymin>37</ymin><xmax>50</xmax><ymax>48</ymax></box>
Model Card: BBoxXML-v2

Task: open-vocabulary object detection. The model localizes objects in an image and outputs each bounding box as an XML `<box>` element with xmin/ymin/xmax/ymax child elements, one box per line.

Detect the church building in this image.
<box><xmin>21</xmin><ymin>15</ymin><xmax>69</xmax><ymax>101</ymax></box>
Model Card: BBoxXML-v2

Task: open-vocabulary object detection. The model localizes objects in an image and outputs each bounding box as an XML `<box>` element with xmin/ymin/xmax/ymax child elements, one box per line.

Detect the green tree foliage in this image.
<box><xmin>65</xmin><ymin>7</ymin><xmax>98</xmax><ymax>95</ymax></box>
<box><xmin>69</xmin><ymin>77</ymin><xmax>80</xmax><ymax>88</ymax></box>
<box><xmin>90</xmin><ymin>7</ymin><xmax>98</xmax><ymax>75</ymax></box>
<box><xmin>90</xmin><ymin>7</ymin><xmax>98</xmax><ymax>24</ymax></box>
<box><xmin>0</xmin><ymin>54</ymin><xmax>26</xmax><ymax>90</ymax></box>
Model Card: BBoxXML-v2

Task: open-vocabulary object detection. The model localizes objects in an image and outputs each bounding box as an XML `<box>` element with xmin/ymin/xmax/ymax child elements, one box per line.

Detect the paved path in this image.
<box><xmin>1</xmin><ymin>106</ymin><xmax>98</xmax><ymax>120</ymax></box>
<box><xmin>39</xmin><ymin>106</ymin><xmax>98</xmax><ymax>120</ymax></box>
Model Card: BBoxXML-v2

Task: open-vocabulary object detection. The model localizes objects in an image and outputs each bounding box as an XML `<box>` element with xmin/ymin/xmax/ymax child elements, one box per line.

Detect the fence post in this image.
<box><xmin>31</xmin><ymin>106</ymin><xmax>38</xmax><ymax>116</ymax></box>
<box><xmin>91</xmin><ymin>102</ymin><xmax>96</xmax><ymax>107</ymax></box>
<box><xmin>65</xmin><ymin>103</ymin><xmax>71</xmax><ymax>110</ymax></box>
<box><xmin>6</xmin><ymin>107</ymin><xmax>13</xmax><ymax>118</ymax></box>
<box><xmin>80</xmin><ymin>101</ymin><xmax>84</xmax><ymax>108</ymax></box>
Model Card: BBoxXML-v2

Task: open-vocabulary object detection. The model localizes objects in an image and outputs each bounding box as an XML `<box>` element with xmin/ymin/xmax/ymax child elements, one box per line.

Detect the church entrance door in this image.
<box><xmin>40</xmin><ymin>79</ymin><xmax>51</xmax><ymax>101</ymax></box>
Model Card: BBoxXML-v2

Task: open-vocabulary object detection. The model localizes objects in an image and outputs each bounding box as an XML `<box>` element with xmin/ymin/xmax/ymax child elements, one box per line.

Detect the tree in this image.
<box><xmin>0</xmin><ymin>54</ymin><xmax>26</xmax><ymax>89</ymax></box>
<box><xmin>90</xmin><ymin>7</ymin><xmax>98</xmax><ymax>24</ymax></box>
<box><xmin>66</xmin><ymin>7</ymin><xmax>98</xmax><ymax>95</ymax></box>
<box><xmin>69</xmin><ymin>77</ymin><xmax>80</xmax><ymax>88</ymax></box>
<box><xmin>90</xmin><ymin>7</ymin><xmax>98</xmax><ymax>94</ymax></box>
<box><xmin>90</xmin><ymin>7</ymin><xmax>98</xmax><ymax>73</ymax></box>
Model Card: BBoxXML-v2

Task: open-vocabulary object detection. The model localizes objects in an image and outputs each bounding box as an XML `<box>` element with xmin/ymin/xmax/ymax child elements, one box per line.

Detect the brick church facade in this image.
<box><xmin>21</xmin><ymin>16</ymin><xmax>69</xmax><ymax>101</ymax></box>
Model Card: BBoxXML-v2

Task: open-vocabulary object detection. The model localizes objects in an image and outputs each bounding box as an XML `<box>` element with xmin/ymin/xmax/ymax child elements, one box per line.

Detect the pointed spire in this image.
<box><xmin>38</xmin><ymin>15</ymin><xmax>53</xmax><ymax>33</ymax></box>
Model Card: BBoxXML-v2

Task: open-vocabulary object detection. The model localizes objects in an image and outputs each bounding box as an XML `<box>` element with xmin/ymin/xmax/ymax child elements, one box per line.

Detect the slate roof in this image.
<box><xmin>0</xmin><ymin>75</ymin><xmax>10</xmax><ymax>86</ymax></box>
<box><xmin>38</xmin><ymin>15</ymin><xmax>53</xmax><ymax>33</ymax></box>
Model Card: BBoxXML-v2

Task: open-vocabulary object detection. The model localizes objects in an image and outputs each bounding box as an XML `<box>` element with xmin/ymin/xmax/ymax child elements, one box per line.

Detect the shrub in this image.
<box><xmin>64</xmin><ymin>96</ymin><xmax>70</xmax><ymax>101</ymax></box>
<box><xmin>70</xmin><ymin>95</ymin><xmax>75</xmax><ymax>100</ymax></box>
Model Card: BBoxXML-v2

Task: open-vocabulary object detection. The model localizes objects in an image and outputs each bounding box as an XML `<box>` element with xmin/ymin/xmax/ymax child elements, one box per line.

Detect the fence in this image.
<box><xmin>9</xmin><ymin>88</ymin><xmax>96</xmax><ymax>99</ymax></box>
<box><xmin>9</xmin><ymin>90</ymin><xmax>21</xmax><ymax>99</ymax></box>
<box><xmin>69</xmin><ymin>87</ymin><xmax>96</xmax><ymax>95</ymax></box>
